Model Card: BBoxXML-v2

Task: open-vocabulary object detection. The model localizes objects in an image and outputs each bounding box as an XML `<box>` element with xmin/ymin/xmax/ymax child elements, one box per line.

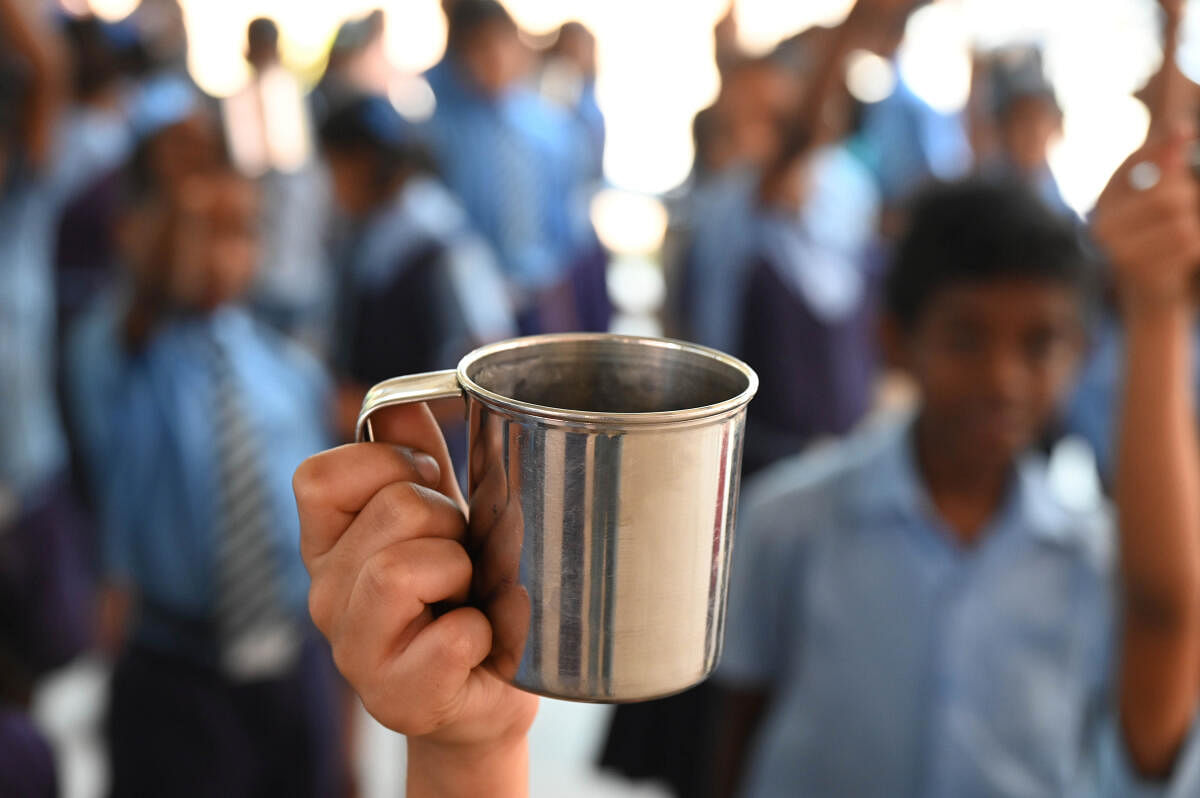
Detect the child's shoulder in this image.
<box><xmin>740</xmin><ymin>414</ymin><xmax>901</xmax><ymax>541</ymax></box>
<box><xmin>229</xmin><ymin>309</ymin><xmax>332</xmax><ymax>395</ymax></box>
<box><xmin>1014</xmin><ymin>441</ymin><xmax>1115</xmax><ymax>575</ymax></box>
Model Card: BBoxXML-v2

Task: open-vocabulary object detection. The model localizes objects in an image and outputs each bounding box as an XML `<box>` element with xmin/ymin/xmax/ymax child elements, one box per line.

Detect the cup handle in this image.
<box><xmin>355</xmin><ymin>370</ymin><xmax>463</xmax><ymax>442</ymax></box>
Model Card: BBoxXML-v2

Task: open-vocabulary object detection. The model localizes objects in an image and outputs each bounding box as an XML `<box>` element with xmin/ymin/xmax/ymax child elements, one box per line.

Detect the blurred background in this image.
<box><xmin>0</xmin><ymin>0</ymin><xmax>1189</xmax><ymax>796</ymax></box>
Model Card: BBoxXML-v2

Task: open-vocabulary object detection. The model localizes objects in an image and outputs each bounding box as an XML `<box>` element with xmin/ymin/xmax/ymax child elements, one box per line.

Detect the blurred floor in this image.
<box><xmin>33</xmin><ymin>658</ymin><xmax>671</xmax><ymax>798</ymax></box>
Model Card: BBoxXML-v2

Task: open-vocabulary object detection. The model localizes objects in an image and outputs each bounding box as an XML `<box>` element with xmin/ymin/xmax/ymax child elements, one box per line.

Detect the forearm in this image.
<box><xmin>0</xmin><ymin>0</ymin><xmax>64</xmax><ymax>168</ymax></box>
<box><xmin>1118</xmin><ymin>299</ymin><xmax>1200</xmax><ymax>616</ymax></box>
<box><xmin>779</xmin><ymin>0</ymin><xmax>890</xmax><ymax>159</ymax></box>
<box><xmin>406</xmin><ymin>736</ymin><xmax>529</xmax><ymax>798</ymax></box>
<box><xmin>761</xmin><ymin>2</ymin><xmax>873</xmax><ymax>206</ymax></box>
<box><xmin>1115</xmin><ymin>297</ymin><xmax>1200</xmax><ymax>774</ymax></box>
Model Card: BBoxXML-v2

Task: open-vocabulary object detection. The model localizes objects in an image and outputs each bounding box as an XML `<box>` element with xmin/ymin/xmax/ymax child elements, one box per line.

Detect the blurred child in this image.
<box><xmin>67</xmin><ymin>126</ymin><xmax>343</xmax><ymax>795</ymax></box>
<box><xmin>309</xmin><ymin>9</ymin><xmax>387</xmax><ymax>123</ymax></box>
<box><xmin>852</xmin><ymin>1</ymin><xmax>971</xmax><ymax>211</ymax></box>
<box><xmin>735</xmin><ymin>140</ymin><xmax>881</xmax><ymax>475</ymax></box>
<box><xmin>223</xmin><ymin>17</ymin><xmax>331</xmax><ymax>350</ymax></box>
<box><xmin>425</xmin><ymin>0</ymin><xmax>594</xmax><ymax>334</ymax></box>
<box><xmin>675</xmin><ymin>0</ymin><xmax>901</xmax><ymax>358</ymax></box>
<box><xmin>973</xmin><ymin>46</ymin><xmax>1071</xmax><ymax>217</ymax></box>
<box><xmin>54</xmin><ymin>15</ymin><xmax>141</xmax><ymax>328</ymax></box>
<box><xmin>539</xmin><ymin>21</ymin><xmax>604</xmax><ymax>182</ymax></box>
<box><xmin>0</xmin><ymin>2</ymin><xmax>90</xmax><ymax>793</ymax></box>
<box><xmin>712</xmin><ymin>174</ymin><xmax>1200</xmax><ymax>797</ymax></box>
<box><xmin>318</xmin><ymin>94</ymin><xmax>514</xmax><ymax>441</ymax></box>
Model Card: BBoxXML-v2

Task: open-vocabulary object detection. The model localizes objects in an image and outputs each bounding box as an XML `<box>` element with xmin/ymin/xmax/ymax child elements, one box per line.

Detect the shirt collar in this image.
<box><xmin>856</xmin><ymin>412</ymin><xmax>1101</xmax><ymax>551</ymax></box>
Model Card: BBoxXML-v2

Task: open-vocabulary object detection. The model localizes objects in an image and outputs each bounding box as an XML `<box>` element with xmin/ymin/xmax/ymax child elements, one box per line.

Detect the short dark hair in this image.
<box><xmin>885</xmin><ymin>177</ymin><xmax>1089</xmax><ymax>327</ymax></box>
<box><xmin>117</xmin><ymin>108</ymin><xmax>230</xmax><ymax>210</ymax></box>
<box><xmin>317</xmin><ymin>94</ymin><xmax>436</xmax><ymax>183</ymax></box>
<box><xmin>447</xmin><ymin>0</ymin><xmax>516</xmax><ymax>54</ymax></box>
<box><xmin>247</xmin><ymin>17</ymin><xmax>279</xmax><ymax>52</ymax></box>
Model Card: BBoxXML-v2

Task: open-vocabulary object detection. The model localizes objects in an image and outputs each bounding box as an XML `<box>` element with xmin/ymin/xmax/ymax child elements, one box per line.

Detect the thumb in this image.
<box><xmin>365</xmin><ymin>402</ymin><xmax>466</xmax><ymax>510</ymax></box>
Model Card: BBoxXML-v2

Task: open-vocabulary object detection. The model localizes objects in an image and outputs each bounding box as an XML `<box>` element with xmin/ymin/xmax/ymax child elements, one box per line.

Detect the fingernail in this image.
<box><xmin>413</xmin><ymin>452</ymin><xmax>441</xmax><ymax>485</ymax></box>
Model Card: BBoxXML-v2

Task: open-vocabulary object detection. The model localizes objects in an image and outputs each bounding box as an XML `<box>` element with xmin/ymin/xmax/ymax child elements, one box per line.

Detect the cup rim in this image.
<box><xmin>456</xmin><ymin>332</ymin><xmax>759</xmax><ymax>426</ymax></box>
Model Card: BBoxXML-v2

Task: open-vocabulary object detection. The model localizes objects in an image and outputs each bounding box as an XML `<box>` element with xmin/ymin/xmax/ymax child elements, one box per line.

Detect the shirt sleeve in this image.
<box><xmin>64</xmin><ymin>299</ymin><xmax>137</xmax><ymax>582</ymax></box>
<box><xmin>1094</xmin><ymin>712</ymin><xmax>1200</xmax><ymax>798</ymax></box>
<box><xmin>275</xmin><ymin>333</ymin><xmax>336</xmax><ymax>449</ymax></box>
<box><xmin>715</xmin><ymin>489</ymin><xmax>802</xmax><ymax>689</ymax></box>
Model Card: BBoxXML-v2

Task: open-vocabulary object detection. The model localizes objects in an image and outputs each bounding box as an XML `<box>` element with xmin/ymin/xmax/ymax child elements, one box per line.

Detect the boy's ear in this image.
<box><xmin>878</xmin><ymin>313</ymin><xmax>910</xmax><ymax>373</ymax></box>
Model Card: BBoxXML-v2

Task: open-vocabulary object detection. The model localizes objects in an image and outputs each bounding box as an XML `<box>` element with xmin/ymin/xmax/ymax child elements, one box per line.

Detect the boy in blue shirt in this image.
<box><xmin>711</xmin><ymin>180</ymin><xmax>1125</xmax><ymax>795</ymax></box>
<box><xmin>424</xmin><ymin>0</ymin><xmax>590</xmax><ymax>335</ymax></box>
<box><xmin>711</xmin><ymin>171</ymin><xmax>1200</xmax><ymax>795</ymax></box>
<box><xmin>68</xmin><ymin>137</ymin><xmax>343</xmax><ymax>796</ymax></box>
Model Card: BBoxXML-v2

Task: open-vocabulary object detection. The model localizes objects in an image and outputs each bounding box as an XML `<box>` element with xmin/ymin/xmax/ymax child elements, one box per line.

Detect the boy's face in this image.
<box><xmin>457</xmin><ymin>22</ymin><xmax>528</xmax><ymax>98</ymax></box>
<box><xmin>121</xmin><ymin>173</ymin><xmax>260</xmax><ymax>313</ymax></box>
<box><xmin>1000</xmin><ymin>96</ymin><xmax>1061</xmax><ymax>174</ymax></box>
<box><xmin>889</xmin><ymin>278</ymin><xmax>1083</xmax><ymax>468</ymax></box>
<box><xmin>718</xmin><ymin>64</ymin><xmax>800</xmax><ymax>168</ymax></box>
<box><xmin>148</xmin><ymin>115</ymin><xmax>224</xmax><ymax>193</ymax></box>
<box><xmin>184</xmin><ymin>174</ymin><xmax>260</xmax><ymax>311</ymax></box>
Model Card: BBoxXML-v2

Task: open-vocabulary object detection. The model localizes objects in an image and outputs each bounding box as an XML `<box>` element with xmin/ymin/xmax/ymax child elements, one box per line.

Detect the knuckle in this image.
<box><xmin>438</xmin><ymin>608</ymin><xmax>487</xmax><ymax>666</ymax></box>
<box><xmin>440</xmin><ymin>624</ymin><xmax>476</xmax><ymax>666</ymax></box>
<box><xmin>329</xmin><ymin>635</ymin><xmax>361</xmax><ymax>684</ymax></box>
<box><xmin>389</xmin><ymin>445</ymin><xmax>421</xmax><ymax>476</ymax></box>
<box><xmin>376</xmin><ymin>481</ymin><xmax>429</xmax><ymax>529</ymax></box>
<box><xmin>307</xmin><ymin>578</ymin><xmax>335</xmax><ymax>635</ymax></box>
<box><xmin>291</xmin><ymin>456</ymin><xmax>329</xmax><ymax>510</ymax></box>
<box><xmin>360</xmin><ymin>547</ymin><xmax>414</xmax><ymax>606</ymax></box>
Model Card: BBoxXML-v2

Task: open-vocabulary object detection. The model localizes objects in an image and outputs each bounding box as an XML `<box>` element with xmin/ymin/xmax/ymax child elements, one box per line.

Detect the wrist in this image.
<box><xmin>1117</xmin><ymin>279</ymin><xmax>1195</xmax><ymax>323</ymax></box>
<box><xmin>406</xmin><ymin>731</ymin><xmax>529</xmax><ymax>798</ymax></box>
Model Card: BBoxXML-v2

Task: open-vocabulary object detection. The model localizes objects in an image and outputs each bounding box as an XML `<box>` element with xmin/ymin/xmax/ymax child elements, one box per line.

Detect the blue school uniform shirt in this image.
<box><xmin>685</xmin><ymin>144</ymin><xmax>878</xmax><ymax>355</ymax></box>
<box><xmin>333</xmin><ymin>175</ymin><xmax>516</xmax><ymax>379</ymax></box>
<box><xmin>67</xmin><ymin>299</ymin><xmax>332</xmax><ymax>658</ymax></box>
<box><xmin>424</xmin><ymin>61</ymin><xmax>583</xmax><ymax>293</ymax></box>
<box><xmin>1</xmin><ymin>116</ymin><xmax>138</xmax><ymax>501</ymax></box>
<box><xmin>855</xmin><ymin>76</ymin><xmax>971</xmax><ymax>203</ymax></box>
<box><xmin>718</xmin><ymin>414</ymin><xmax>1200</xmax><ymax>798</ymax></box>
<box><xmin>0</xmin><ymin>179</ymin><xmax>68</xmax><ymax>498</ymax></box>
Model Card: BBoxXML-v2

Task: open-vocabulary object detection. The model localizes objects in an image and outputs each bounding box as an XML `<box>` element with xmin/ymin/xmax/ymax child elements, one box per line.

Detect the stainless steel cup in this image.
<box><xmin>356</xmin><ymin>333</ymin><xmax>758</xmax><ymax>702</ymax></box>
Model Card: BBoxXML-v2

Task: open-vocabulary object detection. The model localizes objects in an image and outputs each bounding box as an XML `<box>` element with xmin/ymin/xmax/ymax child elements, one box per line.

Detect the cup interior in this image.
<box><xmin>464</xmin><ymin>337</ymin><xmax>751</xmax><ymax>415</ymax></box>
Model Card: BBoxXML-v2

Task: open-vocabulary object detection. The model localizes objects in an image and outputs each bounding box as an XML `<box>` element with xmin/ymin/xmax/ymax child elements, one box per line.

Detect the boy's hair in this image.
<box><xmin>447</xmin><ymin>0</ymin><xmax>517</xmax><ymax>54</ymax></box>
<box><xmin>983</xmin><ymin>46</ymin><xmax>1061</xmax><ymax>124</ymax></box>
<box><xmin>885</xmin><ymin>176</ymin><xmax>1089</xmax><ymax>327</ymax></box>
<box><xmin>317</xmin><ymin>94</ymin><xmax>436</xmax><ymax>182</ymax></box>
<box><xmin>247</xmin><ymin>17</ymin><xmax>279</xmax><ymax>53</ymax></box>
<box><xmin>116</xmin><ymin>107</ymin><xmax>229</xmax><ymax>211</ymax></box>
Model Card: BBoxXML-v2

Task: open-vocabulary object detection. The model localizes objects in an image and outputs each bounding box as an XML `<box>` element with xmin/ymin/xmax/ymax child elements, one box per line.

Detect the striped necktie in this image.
<box><xmin>207</xmin><ymin>333</ymin><xmax>299</xmax><ymax>681</ymax></box>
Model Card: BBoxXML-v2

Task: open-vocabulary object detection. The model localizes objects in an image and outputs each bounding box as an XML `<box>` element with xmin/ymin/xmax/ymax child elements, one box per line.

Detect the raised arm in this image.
<box><xmin>0</xmin><ymin>0</ymin><xmax>65</xmax><ymax>170</ymax></box>
<box><xmin>1091</xmin><ymin>41</ymin><xmax>1200</xmax><ymax>768</ymax></box>
<box><xmin>759</xmin><ymin>0</ymin><xmax>919</xmax><ymax>208</ymax></box>
<box><xmin>294</xmin><ymin>403</ymin><xmax>537</xmax><ymax>798</ymax></box>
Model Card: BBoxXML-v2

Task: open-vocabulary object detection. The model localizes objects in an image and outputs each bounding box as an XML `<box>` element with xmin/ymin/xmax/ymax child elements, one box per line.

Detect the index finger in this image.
<box><xmin>295</xmin><ymin>440</ymin><xmax>441</xmax><ymax>564</ymax></box>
